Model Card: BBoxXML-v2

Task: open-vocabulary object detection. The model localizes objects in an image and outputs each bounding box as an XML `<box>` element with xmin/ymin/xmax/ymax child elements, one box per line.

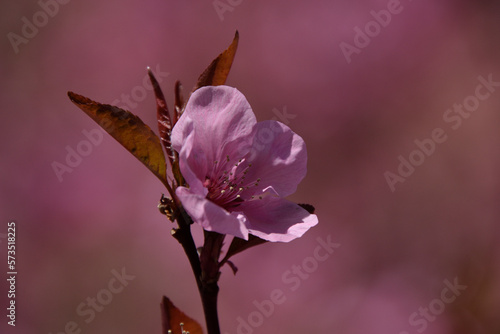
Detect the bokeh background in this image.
<box><xmin>1</xmin><ymin>0</ymin><xmax>500</xmax><ymax>333</ymax></box>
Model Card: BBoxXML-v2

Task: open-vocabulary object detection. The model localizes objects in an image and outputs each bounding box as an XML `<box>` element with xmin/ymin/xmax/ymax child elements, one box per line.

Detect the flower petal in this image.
<box><xmin>239</xmin><ymin>197</ymin><xmax>318</xmax><ymax>242</ymax></box>
<box><xmin>177</xmin><ymin>132</ymin><xmax>208</xmax><ymax>196</ymax></box>
<box><xmin>172</xmin><ymin>86</ymin><xmax>257</xmax><ymax>166</ymax></box>
<box><xmin>176</xmin><ymin>187</ymin><xmax>249</xmax><ymax>239</ymax></box>
<box><xmin>241</xmin><ymin>120</ymin><xmax>307</xmax><ymax>198</ymax></box>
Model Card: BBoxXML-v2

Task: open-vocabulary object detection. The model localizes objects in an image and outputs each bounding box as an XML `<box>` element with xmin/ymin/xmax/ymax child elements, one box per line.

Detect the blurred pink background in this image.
<box><xmin>1</xmin><ymin>0</ymin><xmax>500</xmax><ymax>333</ymax></box>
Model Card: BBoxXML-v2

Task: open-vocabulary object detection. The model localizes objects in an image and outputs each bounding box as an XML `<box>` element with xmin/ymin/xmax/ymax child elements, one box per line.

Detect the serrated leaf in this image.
<box><xmin>147</xmin><ymin>68</ymin><xmax>175</xmax><ymax>165</ymax></box>
<box><xmin>161</xmin><ymin>296</ymin><xmax>204</xmax><ymax>334</ymax></box>
<box><xmin>67</xmin><ymin>91</ymin><xmax>167</xmax><ymax>186</ymax></box>
<box><xmin>172</xmin><ymin>80</ymin><xmax>186</xmax><ymax>187</ymax></box>
<box><xmin>174</xmin><ymin>80</ymin><xmax>185</xmax><ymax>123</ymax></box>
<box><xmin>194</xmin><ymin>31</ymin><xmax>239</xmax><ymax>91</ymax></box>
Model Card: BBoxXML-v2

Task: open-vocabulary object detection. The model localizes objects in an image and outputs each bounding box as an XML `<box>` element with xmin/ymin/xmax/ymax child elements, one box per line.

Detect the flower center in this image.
<box><xmin>204</xmin><ymin>155</ymin><xmax>261</xmax><ymax>210</ymax></box>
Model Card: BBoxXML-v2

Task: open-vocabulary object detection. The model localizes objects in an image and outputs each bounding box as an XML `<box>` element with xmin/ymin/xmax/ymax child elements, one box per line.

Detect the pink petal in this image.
<box><xmin>240</xmin><ymin>120</ymin><xmax>308</xmax><ymax>198</ymax></box>
<box><xmin>239</xmin><ymin>197</ymin><xmax>318</xmax><ymax>242</ymax></box>
<box><xmin>177</xmin><ymin>132</ymin><xmax>208</xmax><ymax>196</ymax></box>
<box><xmin>172</xmin><ymin>86</ymin><xmax>257</xmax><ymax>166</ymax></box>
<box><xmin>176</xmin><ymin>187</ymin><xmax>249</xmax><ymax>239</ymax></box>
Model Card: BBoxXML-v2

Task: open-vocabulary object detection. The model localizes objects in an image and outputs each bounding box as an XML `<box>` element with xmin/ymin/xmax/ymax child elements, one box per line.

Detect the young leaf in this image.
<box><xmin>161</xmin><ymin>296</ymin><xmax>203</xmax><ymax>334</ymax></box>
<box><xmin>298</xmin><ymin>203</ymin><xmax>315</xmax><ymax>214</ymax></box>
<box><xmin>193</xmin><ymin>31</ymin><xmax>239</xmax><ymax>91</ymax></box>
<box><xmin>172</xmin><ymin>80</ymin><xmax>186</xmax><ymax>187</ymax></box>
<box><xmin>174</xmin><ymin>80</ymin><xmax>185</xmax><ymax>123</ymax></box>
<box><xmin>220</xmin><ymin>235</ymin><xmax>267</xmax><ymax>269</ymax></box>
<box><xmin>67</xmin><ymin>92</ymin><xmax>167</xmax><ymax>186</ymax></box>
<box><xmin>147</xmin><ymin>68</ymin><xmax>175</xmax><ymax>165</ymax></box>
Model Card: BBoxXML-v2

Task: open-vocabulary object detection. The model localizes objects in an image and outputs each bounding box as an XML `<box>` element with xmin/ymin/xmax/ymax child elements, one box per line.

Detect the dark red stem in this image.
<box><xmin>172</xmin><ymin>212</ymin><xmax>223</xmax><ymax>334</ymax></box>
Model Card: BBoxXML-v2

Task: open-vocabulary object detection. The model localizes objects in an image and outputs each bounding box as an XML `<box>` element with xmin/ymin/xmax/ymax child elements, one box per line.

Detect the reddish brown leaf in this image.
<box><xmin>298</xmin><ymin>203</ymin><xmax>315</xmax><ymax>214</ymax></box>
<box><xmin>161</xmin><ymin>296</ymin><xmax>204</xmax><ymax>334</ymax></box>
<box><xmin>147</xmin><ymin>68</ymin><xmax>175</xmax><ymax>165</ymax></box>
<box><xmin>220</xmin><ymin>235</ymin><xmax>267</xmax><ymax>269</ymax></box>
<box><xmin>67</xmin><ymin>91</ymin><xmax>167</xmax><ymax>186</ymax></box>
<box><xmin>172</xmin><ymin>81</ymin><xmax>185</xmax><ymax>187</ymax></box>
<box><xmin>194</xmin><ymin>31</ymin><xmax>239</xmax><ymax>91</ymax></box>
<box><xmin>174</xmin><ymin>80</ymin><xmax>185</xmax><ymax>124</ymax></box>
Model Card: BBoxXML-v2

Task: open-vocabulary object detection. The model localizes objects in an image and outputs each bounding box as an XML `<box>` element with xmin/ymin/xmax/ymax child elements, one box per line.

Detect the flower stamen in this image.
<box><xmin>205</xmin><ymin>156</ymin><xmax>264</xmax><ymax>209</ymax></box>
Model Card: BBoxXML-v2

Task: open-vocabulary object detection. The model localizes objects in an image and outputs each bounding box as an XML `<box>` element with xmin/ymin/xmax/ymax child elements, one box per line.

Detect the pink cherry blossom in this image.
<box><xmin>171</xmin><ymin>86</ymin><xmax>318</xmax><ymax>242</ymax></box>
